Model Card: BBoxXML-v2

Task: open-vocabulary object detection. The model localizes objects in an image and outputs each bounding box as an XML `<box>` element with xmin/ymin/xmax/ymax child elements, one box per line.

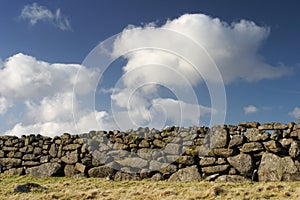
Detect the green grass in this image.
<box><xmin>0</xmin><ymin>174</ymin><xmax>299</xmax><ymax>199</ymax></box>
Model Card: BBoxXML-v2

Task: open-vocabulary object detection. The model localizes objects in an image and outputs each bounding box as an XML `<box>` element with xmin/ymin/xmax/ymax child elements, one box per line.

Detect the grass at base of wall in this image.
<box><xmin>0</xmin><ymin>174</ymin><xmax>300</xmax><ymax>200</ymax></box>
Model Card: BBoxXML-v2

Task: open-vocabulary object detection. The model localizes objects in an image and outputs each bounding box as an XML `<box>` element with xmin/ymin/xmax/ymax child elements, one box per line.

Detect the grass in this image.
<box><xmin>0</xmin><ymin>174</ymin><xmax>300</xmax><ymax>199</ymax></box>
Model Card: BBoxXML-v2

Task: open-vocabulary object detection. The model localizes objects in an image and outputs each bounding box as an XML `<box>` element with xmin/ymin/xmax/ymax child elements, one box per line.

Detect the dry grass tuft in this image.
<box><xmin>1</xmin><ymin>174</ymin><xmax>300</xmax><ymax>199</ymax></box>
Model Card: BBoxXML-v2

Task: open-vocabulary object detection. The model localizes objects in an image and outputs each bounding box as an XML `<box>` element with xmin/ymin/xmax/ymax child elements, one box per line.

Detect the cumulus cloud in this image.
<box><xmin>0</xmin><ymin>53</ymin><xmax>97</xmax><ymax>100</ymax></box>
<box><xmin>289</xmin><ymin>107</ymin><xmax>300</xmax><ymax>118</ymax></box>
<box><xmin>0</xmin><ymin>97</ymin><xmax>12</xmax><ymax>115</ymax></box>
<box><xmin>20</xmin><ymin>2</ymin><xmax>72</xmax><ymax>31</ymax></box>
<box><xmin>244</xmin><ymin>105</ymin><xmax>259</xmax><ymax>114</ymax></box>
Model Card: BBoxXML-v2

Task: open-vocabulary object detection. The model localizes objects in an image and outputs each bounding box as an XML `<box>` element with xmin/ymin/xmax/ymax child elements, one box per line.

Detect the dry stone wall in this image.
<box><xmin>1</xmin><ymin>121</ymin><xmax>300</xmax><ymax>182</ymax></box>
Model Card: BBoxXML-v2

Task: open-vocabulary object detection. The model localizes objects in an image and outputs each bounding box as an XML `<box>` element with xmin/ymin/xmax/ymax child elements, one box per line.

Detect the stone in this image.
<box><xmin>216</xmin><ymin>158</ymin><xmax>227</xmax><ymax>165</ymax></box>
<box><xmin>153</xmin><ymin>139</ymin><xmax>166</xmax><ymax>148</ymax></box>
<box><xmin>88</xmin><ymin>166</ymin><xmax>115</xmax><ymax>178</ymax></box>
<box><xmin>114</xmin><ymin>171</ymin><xmax>141</xmax><ymax>181</ymax></box>
<box><xmin>61</xmin><ymin>151</ymin><xmax>78</xmax><ymax>164</ymax></box>
<box><xmin>164</xmin><ymin>143</ymin><xmax>181</xmax><ymax>155</ymax></box>
<box><xmin>290</xmin><ymin>129</ymin><xmax>300</xmax><ymax>139</ymax></box>
<box><xmin>228</xmin><ymin>135</ymin><xmax>244</xmax><ymax>148</ymax></box>
<box><xmin>215</xmin><ymin>175</ymin><xmax>251</xmax><ymax>182</ymax></box>
<box><xmin>176</xmin><ymin>156</ymin><xmax>195</xmax><ymax>165</ymax></box>
<box><xmin>199</xmin><ymin>157</ymin><xmax>216</xmax><ymax>166</ymax></box>
<box><xmin>289</xmin><ymin>141</ymin><xmax>300</xmax><ymax>158</ymax></box>
<box><xmin>137</xmin><ymin>148</ymin><xmax>153</xmax><ymax>160</ymax></box>
<box><xmin>4</xmin><ymin>168</ymin><xmax>24</xmax><ymax>175</ymax></box>
<box><xmin>280</xmin><ymin>138</ymin><xmax>294</xmax><ymax>148</ymax></box>
<box><xmin>0</xmin><ymin>150</ymin><xmax>4</xmax><ymax>157</ymax></box>
<box><xmin>209</xmin><ymin>126</ymin><xmax>229</xmax><ymax>148</ymax></box>
<box><xmin>151</xmin><ymin>173</ymin><xmax>163</xmax><ymax>181</ymax></box>
<box><xmin>64</xmin><ymin>164</ymin><xmax>77</xmax><ymax>177</ymax></box>
<box><xmin>201</xmin><ymin>164</ymin><xmax>229</xmax><ymax>174</ymax></box>
<box><xmin>22</xmin><ymin>161</ymin><xmax>40</xmax><ymax>166</ymax></box>
<box><xmin>258</xmin><ymin>153</ymin><xmax>298</xmax><ymax>181</ymax></box>
<box><xmin>22</xmin><ymin>154</ymin><xmax>36</xmax><ymax>161</ymax></box>
<box><xmin>270</xmin><ymin>130</ymin><xmax>283</xmax><ymax>140</ymax></box>
<box><xmin>238</xmin><ymin>122</ymin><xmax>260</xmax><ymax>128</ymax></box>
<box><xmin>40</xmin><ymin>155</ymin><xmax>50</xmax><ymax>163</ymax></box>
<box><xmin>227</xmin><ymin>153</ymin><xmax>253</xmax><ymax>176</ymax></box>
<box><xmin>159</xmin><ymin>164</ymin><xmax>178</xmax><ymax>175</ymax></box>
<box><xmin>117</xmin><ymin>157</ymin><xmax>148</xmax><ymax>169</ymax></box>
<box><xmin>26</xmin><ymin>163</ymin><xmax>62</xmax><ymax>177</ymax></box>
<box><xmin>139</xmin><ymin>139</ymin><xmax>150</xmax><ymax>148</ymax></box>
<box><xmin>0</xmin><ymin>158</ymin><xmax>21</xmax><ymax>169</ymax></box>
<box><xmin>7</xmin><ymin>151</ymin><xmax>22</xmax><ymax>158</ymax></box>
<box><xmin>273</xmin><ymin>123</ymin><xmax>288</xmax><ymax>130</ymax></box>
<box><xmin>63</xmin><ymin>144</ymin><xmax>81</xmax><ymax>151</ymax></box>
<box><xmin>241</xmin><ymin>142</ymin><xmax>264</xmax><ymax>153</ymax></box>
<box><xmin>75</xmin><ymin>163</ymin><xmax>86</xmax><ymax>173</ymax></box>
<box><xmin>258</xmin><ymin>123</ymin><xmax>275</xmax><ymax>130</ymax></box>
<box><xmin>168</xmin><ymin>165</ymin><xmax>201</xmax><ymax>182</ymax></box>
<box><xmin>49</xmin><ymin>144</ymin><xmax>58</xmax><ymax>158</ymax></box>
<box><xmin>213</xmin><ymin>148</ymin><xmax>234</xmax><ymax>158</ymax></box>
<box><xmin>264</xmin><ymin>140</ymin><xmax>284</xmax><ymax>154</ymax></box>
<box><xmin>243</xmin><ymin>129</ymin><xmax>269</xmax><ymax>142</ymax></box>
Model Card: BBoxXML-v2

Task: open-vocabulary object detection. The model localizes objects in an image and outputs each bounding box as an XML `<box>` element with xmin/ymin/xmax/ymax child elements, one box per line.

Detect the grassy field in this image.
<box><xmin>0</xmin><ymin>174</ymin><xmax>300</xmax><ymax>200</ymax></box>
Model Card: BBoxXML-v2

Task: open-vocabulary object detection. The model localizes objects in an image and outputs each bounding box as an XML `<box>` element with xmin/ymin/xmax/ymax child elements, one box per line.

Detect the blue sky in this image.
<box><xmin>0</xmin><ymin>0</ymin><xmax>299</xmax><ymax>136</ymax></box>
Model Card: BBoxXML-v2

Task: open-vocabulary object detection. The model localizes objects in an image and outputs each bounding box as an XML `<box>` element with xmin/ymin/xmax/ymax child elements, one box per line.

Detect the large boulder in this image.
<box><xmin>0</xmin><ymin>158</ymin><xmax>21</xmax><ymax>169</ymax></box>
<box><xmin>227</xmin><ymin>153</ymin><xmax>253</xmax><ymax>176</ymax></box>
<box><xmin>61</xmin><ymin>151</ymin><xmax>78</xmax><ymax>164</ymax></box>
<box><xmin>258</xmin><ymin>153</ymin><xmax>298</xmax><ymax>181</ymax></box>
<box><xmin>168</xmin><ymin>165</ymin><xmax>201</xmax><ymax>182</ymax></box>
<box><xmin>26</xmin><ymin>163</ymin><xmax>62</xmax><ymax>177</ymax></box>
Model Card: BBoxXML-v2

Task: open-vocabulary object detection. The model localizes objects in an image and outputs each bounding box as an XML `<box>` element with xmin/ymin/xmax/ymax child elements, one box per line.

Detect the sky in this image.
<box><xmin>0</xmin><ymin>0</ymin><xmax>300</xmax><ymax>136</ymax></box>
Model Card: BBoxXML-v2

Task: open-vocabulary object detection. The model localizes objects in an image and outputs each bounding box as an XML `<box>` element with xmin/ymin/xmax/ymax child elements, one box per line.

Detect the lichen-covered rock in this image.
<box><xmin>201</xmin><ymin>164</ymin><xmax>229</xmax><ymax>174</ymax></box>
<box><xmin>114</xmin><ymin>171</ymin><xmax>141</xmax><ymax>181</ymax></box>
<box><xmin>289</xmin><ymin>141</ymin><xmax>300</xmax><ymax>158</ymax></box>
<box><xmin>244</xmin><ymin>129</ymin><xmax>269</xmax><ymax>142</ymax></box>
<box><xmin>241</xmin><ymin>142</ymin><xmax>264</xmax><ymax>153</ymax></box>
<box><xmin>212</xmin><ymin>148</ymin><xmax>234</xmax><ymax>158</ymax></box>
<box><xmin>0</xmin><ymin>158</ymin><xmax>21</xmax><ymax>169</ymax></box>
<box><xmin>227</xmin><ymin>153</ymin><xmax>253</xmax><ymax>176</ymax></box>
<box><xmin>168</xmin><ymin>165</ymin><xmax>201</xmax><ymax>182</ymax></box>
<box><xmin>209</xmin><ymin>126</ymin><xmax>229</xmax><ymax>148</ymax></box>
<box><xmin>176</xmin><ymin>156</ymin><xmax>195</xmax><ymax>165</ymax></box>
<box><xmin>264</xmin><ymin>140</ymin><xmax>285</xmax><ymax>154</ymax></box>
<box><xmin>228</xmin><ymin>135</ymin><xmax>244</xmax><ymax>148</ymax></box>
<box><xmin>88</xmin><ymin>166</ymin><xmax>115</xmax><ymax>178</ymax></box>
<box><xmin>61</xmin><ymin>151</ymin><xmax>78</xmax><ymax>164</ymax></box>
<box><xmin>238</xmin><ymin>122</ymin><xmax>260</xmax><ymax>128</ymax></box>
<box><xmin>258</xmin><ymin>153</ymin><xmax>298</xmax><ymax>181</ymax></box>
<box><xmin>117</xmin><ymin>157</ymin><xmax>148</xmax><ymax>169</ymax></box>
<box><xmin>26</xmin><ymin>163</ymin><xmax>62</xmax><ymax>177</ymax></box>
<box><xmin>4</xmin><ymin>167</ymin><xmax>24</xmax><ymax>175</ymax></box>
<box><xmin>199</xmin><ymin>157</ymin><xmax>216</xmax><ymax>166</ymax></box>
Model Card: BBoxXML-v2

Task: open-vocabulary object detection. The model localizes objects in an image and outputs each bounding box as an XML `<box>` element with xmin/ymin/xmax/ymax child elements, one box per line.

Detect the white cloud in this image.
<box><xmin>244</xmin><ymin>105</ymin><xmax>259</xmax><ymax>114</ymax></box>
<box><xmin>0</xmin><ymin>53</ymin><xmax>97</xmax><ymax>100</ymax></box>
<box><xmin>0</xmin><ymin>97</ymin><xmax>12</xmax><ymax>115</ymax></box>
<box><xmin>20</xmin><ymin>2</ymin><xmax>72</xmax><ymax>31</ymax></box>
<box><xmin>289</xmin><ymin>107</ymin><xmax>300</xmax><ymax>118</ymax></box>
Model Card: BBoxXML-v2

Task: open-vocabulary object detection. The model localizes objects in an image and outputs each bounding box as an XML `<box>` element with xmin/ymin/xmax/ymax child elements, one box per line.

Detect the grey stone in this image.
<box><xmin>264</xmin><ymin>140</ymin><xmax>284</xmax><ymax>154</ymax></box>
<box><xmin>63</xmin><ymin>144</ymin><xmax>81</xmax><ymax>151</ymax></box>
<box><xmin>159</xmin><ymin>164</ymin><xmax>178</xmax><ymax>175</ymax></box>
<box><xmin>201</xmin><ymin>164</ymin><xmax>229</xmax><ymax>174</ymax></box>
<box><xmin>241</xmin><ymin>142</ymin><xmax>264</xmax><ymax>153</ymax></box>
<box><xmin>117</xmin><ymin>157</ymin><xmax>148</xmax><ymax>169</ymax></box>
<box><xmin>61</xmin><ymin>151</ymin><xmax>78</xmax><ymax>164</ymax></box>
<box><xmin>13</xmin><ymin>183</ymin><xmax>46</xmax><ymax>193</ymax></box>
<box><xmin>0</xmin><ymin>150</ymin><xmax>4</xmax><ymax>157</ymax></box>
<box><xmin>244</xmin><ymin>129</ymin><xmax>269</xmax><ymax>142</ymax></box>
<box><xmin>151</xmin><ymin>173</ymin><xmax>163</xmax><ymax>181</ymax></box>
<box><xmin>273</xmin><ymin>123</ymin><xmax>288</xmax><ymax>130</ymax></box>
<box><xmin>212</xmin><ymin>148</ymin><xmax>234</xmax><ymax>158</ymax></box>
<box><xmin>114</xmin><ymin>171</ymin><xmax>141</xmax><ymax>181</ymax></box>
<box><xmin>280</xmin><ymin>138</ymin><xmax>294</xmax><ymax>148</ymax></box>
<box><xmin>289</xmin><ymin>141</ymin><xmax>300</xmax><ymax>158</ymax></box>
<box><xmin>0</xmin><ymin>158</ymin><xmax>21</xmax><ymax>169</ymax></box>
<box><xmin>228</xmin><ymin>135</ymin><xmax>244</xmax><ymax>148</ymax></box>
<box><xmin>258</xmin><ymin>153</ymin><xmax>298</xmax><ymax>181</ymax></box>
<box><xmin>176</xmin><ymin>156</ymin><xmax>195</xmax><ymax>165</ymax></box>
<box><xmin>22</xmin><ymin>154</ymin><xmax>36</xmax><ymax>161</ymax></box>
<box><xmin>238</xmin><ymin>122</ymin><xmax>260</xmax><ymax>128</ymax></box>
<box><xmin>227</xmin><ymin>153</ymin><xmax>253</xmax><ymax>176</ymax></box>
<box><xmin>4</xmin><ymin>168</ymin><xmax>24</xmax><ymax>175</ymax></box>
<box><xmin>168</xmin><ymin>165</ymin><xmax>201</xmax><ymax>182</ymax></box>
<box><xmin>199</xmin><ymin>157</ymin><xmax>216</xmax><ymax>166</ymax></box>
<box><xmin>49</xmin><ymin>144</ymin><xmax>57</xmax><ymax>157</ymax></box>
<box><xmin>26</xmin><ymin>163</ymin><xmax>62</xmax><ymax>177</ymax></box>
<box><xmin>290</xmin><ymin>129</ymin><xmax>300</xmax><ymax>139</ymax></box>
<box><xmin>258</xmin><ymin>123</ymin><xmax>275</xmax><ymax>130</ymax></box>
<box><xmin>209</xmin><ymin>126</ymin><xmax>229</xmax><ymax>148</ymax></box>
<box><xmin>215</xmin><ymin>175</ymin><xmax>251</xmax><ymax>182</ymax></box>
<box><xmin>164</xmin><ymin>143</ymin><xmax>180</xmax><ymax>155</ymax></box>
<box><xmin>75</xmin><ymin>163</ymin><xmax>86</xmax><ymax>173</ymax></box>
<box><xmin>88</xmin><ymin>166</ymin><xmax>115</xmax><ymax>178</ymax></box>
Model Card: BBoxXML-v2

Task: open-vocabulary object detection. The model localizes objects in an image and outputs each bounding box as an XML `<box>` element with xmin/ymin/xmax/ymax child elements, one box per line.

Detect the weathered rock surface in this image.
<box><xmin>227</xmin><ymin>153</ymin><xmax>253</xmax><ymax>176</ymax></box>
<box><xmin>26</xmin><ymin>163</ymin><xmax>62</xmax><ymax>177</ymax></box>
<box><xmin>168</xmin><ymin>165</ymin><xmax>201</xmax><ymax>182</ymax></box>
<box><xmin>215</xmin><ymin>175</ymin><xmax>251</xmax><ymax>182</ymax></box>
<box><xmin>88</xmin><ymin>166</ymin><xmax>115</xmax><ymax>178</ymax></box>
